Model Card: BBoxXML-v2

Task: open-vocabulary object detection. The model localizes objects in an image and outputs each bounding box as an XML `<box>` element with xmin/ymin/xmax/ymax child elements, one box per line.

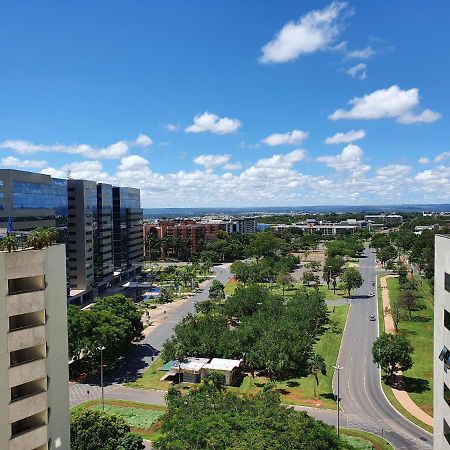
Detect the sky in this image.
<box><xmin>0</xmin><ymin>0</ymin><xmax>449</xmax><ymax>208</ymax></box>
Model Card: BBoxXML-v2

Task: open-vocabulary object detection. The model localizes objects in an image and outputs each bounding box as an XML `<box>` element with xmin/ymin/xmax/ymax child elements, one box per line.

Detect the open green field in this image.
<box><xmin>71</xmin><ymin>399</ymin><xmax>166</xmax><ymax>440</ymax></box>
<box><xmin>386</xmin><ymin>276</ymin><xmax>433</xmax><ymax>417</ymax></box>
<box><xmin>127</xmin><ymin>304</ymin><xmax>349</xmax><ymax>409</ymax></box>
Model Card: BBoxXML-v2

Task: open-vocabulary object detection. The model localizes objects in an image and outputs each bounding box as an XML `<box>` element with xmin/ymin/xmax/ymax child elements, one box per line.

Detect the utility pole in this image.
<box><xmin>333</xmin><ymin>364</ymin><xmax>343</xmax><ymax>436</ymax></box>
<box><xmin>97</xmin><ymin>346</ymin><xmax>106</xmax><ymax>410</ymax></box>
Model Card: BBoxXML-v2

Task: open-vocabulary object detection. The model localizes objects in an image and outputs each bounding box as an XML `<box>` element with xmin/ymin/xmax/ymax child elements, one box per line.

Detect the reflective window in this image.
<box><xmin>446</xmin><ymin>273</ymin><xmax>450</xmax><ymax>293</ymax></box>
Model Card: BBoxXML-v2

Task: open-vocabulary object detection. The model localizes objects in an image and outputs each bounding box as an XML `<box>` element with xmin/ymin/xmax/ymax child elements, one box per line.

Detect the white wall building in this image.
<box><xmin>434</xmin><ymin>235</ymin><xmax>450</xmax><ymax>448</ymax></box>
<box><xmin>0</xmin><ymin>244</ymin><xmax>70</xmax><ymax>450</ymax></box>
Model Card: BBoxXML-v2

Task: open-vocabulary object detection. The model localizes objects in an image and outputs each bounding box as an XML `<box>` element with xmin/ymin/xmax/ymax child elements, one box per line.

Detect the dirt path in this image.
<box><xmin>379</xmin><ymin>275</ymin><xmax>433</xmax><ymax>428</ymax></box>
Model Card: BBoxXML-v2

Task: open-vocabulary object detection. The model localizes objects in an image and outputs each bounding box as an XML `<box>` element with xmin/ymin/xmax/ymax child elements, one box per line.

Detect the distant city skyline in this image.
<box><xmin>0</xmin><ymin>1</ymin><xmax>448</xmax><ymax>207</ymax></box>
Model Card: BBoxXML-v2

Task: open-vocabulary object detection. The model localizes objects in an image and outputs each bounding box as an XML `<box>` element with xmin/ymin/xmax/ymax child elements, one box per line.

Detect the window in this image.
<box><xmin>445</xmin><ymin>273</ymin><xmax>450</xmax><ymax>293</ymax></box>
<box><xmin>445</xmin><ymin>419</ymin><xmax>450</xmax><ymax>445</ymax></box>
<box><xmin>446</xmin><ymin>310</ymin><xmax>450</xmax><ymax>331</ymax></box>
<box><xmin>445</xmin><ymin>383</ymin><xmax>450</xmax><ymax>407</ymax></box>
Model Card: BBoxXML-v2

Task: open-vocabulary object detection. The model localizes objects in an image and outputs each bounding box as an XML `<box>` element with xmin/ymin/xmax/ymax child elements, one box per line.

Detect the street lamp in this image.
<box><xmin>97</xmin><ymin>346</ymin><xmax>106</xmax><ymax>411</ymax></box>
<box><xmin>333</xmin><ymin>364</ymin><xmax>343</xmax><ymax>436</ymax></box>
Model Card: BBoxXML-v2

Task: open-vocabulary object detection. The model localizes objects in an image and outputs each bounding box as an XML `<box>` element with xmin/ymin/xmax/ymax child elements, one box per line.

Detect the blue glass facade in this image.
<box><xmin>12</xmin><ymin>179</ymin><xmax>68</xmax><ymax>216</ymax></box>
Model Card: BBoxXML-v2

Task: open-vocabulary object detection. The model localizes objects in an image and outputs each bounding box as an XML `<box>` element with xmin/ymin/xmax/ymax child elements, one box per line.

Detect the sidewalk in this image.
<box><xmin>380</xmin><ymin>275</ymin><xmax>433</xmax><ymax>428</ymax></box>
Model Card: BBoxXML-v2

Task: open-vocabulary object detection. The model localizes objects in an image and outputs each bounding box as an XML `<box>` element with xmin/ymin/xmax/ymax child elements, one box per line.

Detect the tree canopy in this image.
<box><xmin>70</xmin><ymin>409</ymin><xmax>144</xmax><ymax>450</ymax></box>
<box><xmin>155</xmin><ymin>385</ymin><xmax>351</xmax><ymax>450</ymax></box>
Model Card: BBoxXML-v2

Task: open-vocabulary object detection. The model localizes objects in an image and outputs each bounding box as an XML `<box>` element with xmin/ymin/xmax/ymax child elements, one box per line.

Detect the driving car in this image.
<box><xmin>368</xmin><ymin>292</ymin><xmax>375</xmax><ymax>297</ymax></box>
<box><xmin>369</xmin><ymin>314</ymin><xmax>376</xmax><ymax>321</ymax></box>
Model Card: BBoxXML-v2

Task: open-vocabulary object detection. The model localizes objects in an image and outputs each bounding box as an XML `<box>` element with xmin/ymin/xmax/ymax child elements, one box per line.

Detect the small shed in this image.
<box><xmin>172</xmin><ymin>358</ymin><xmax>210</xmax><ymax>383</ymax></box>
<box><xmin>201</xmin><ymin>358</ymin><xmax>243</xmax><ymax>386</ymax></box>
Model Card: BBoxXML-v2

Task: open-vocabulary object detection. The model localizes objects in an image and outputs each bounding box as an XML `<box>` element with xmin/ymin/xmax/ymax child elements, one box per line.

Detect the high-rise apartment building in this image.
<box><xmin>434</xmin><ymin>234</ymin><xmax>450</xmax><ymax>448</ymax></box>
<box><xmin>113</xmin><ymin>187</ymin><xmax>143</xmax><ymax>280</ymax></box>
<box><xmin>0</xmin><ymin>244</ymin><xmax>70</xmax><ymax>450</ymax></box>
<box><xmin>0</xmin><ymin>169</ymin><xmax>143</xmax><ymax>303</ymax></box>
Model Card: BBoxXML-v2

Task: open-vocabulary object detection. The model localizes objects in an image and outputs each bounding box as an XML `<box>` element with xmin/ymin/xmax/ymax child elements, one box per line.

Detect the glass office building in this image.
<box><xmin>113</xmin><ymin>186</ymin><xmax>144</xmax><ymax>278</ymax></box>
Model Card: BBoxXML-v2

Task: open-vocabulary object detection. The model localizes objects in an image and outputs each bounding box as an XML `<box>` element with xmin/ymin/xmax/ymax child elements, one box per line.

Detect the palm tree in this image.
<box><xmin>47</xmin><ymin>227</ymin><xmax>59</xmax><ymax>244</ymax></box>
<box><xmin>307</xmin><ymin>354</ymin><xmax>327</xmax><ymax>398</ymax></box>
<box><xmin>0</xmin><ymin>236</ymin><xmax>19</xmax><ymax>252</ymax></box>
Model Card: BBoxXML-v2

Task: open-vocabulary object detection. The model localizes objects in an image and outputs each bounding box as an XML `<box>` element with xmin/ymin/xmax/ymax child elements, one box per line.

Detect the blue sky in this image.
<box><xmin>0</xmin><ymin>0</ymin><xmax>449</xmax><ymax>207</ymax></box>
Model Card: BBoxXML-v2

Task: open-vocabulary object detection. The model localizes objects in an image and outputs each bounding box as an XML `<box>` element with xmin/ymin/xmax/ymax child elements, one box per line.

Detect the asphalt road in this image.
<box><xmin>71</xmin><ymin>264</ymin><xmax>231</xmax><ymax>397</ymax></box>
<box><xmin>326</xmin><ymin>245</ymin><xmax>433</xmax><ymax>449</ymax></box>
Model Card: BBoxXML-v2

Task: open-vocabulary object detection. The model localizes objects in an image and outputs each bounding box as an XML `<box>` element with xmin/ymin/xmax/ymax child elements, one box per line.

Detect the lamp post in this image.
<box><xmin>333</xmin><ymin>364</ymin><xmax>343</xmax><ymax>436</ymax></box>
<box><xmin>97</xmin><ymin>346</ymin><xmax>106</xmax><ymax>411</ymax></box>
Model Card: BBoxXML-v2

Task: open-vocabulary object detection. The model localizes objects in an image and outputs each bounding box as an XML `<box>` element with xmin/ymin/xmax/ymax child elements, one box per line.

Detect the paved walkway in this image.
<box><xmin>380</xmin><ymin>275</ymin><xmax>434</xmax><ymax>428</ymax></box>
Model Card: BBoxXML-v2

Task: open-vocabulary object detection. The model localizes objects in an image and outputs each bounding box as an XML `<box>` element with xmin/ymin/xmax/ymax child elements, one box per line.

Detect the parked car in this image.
<box><xmin>369</xmin><ymin>314</ymin><xmax>376</xmax><ymax>321</ymax></box>
<box><xmin>369</xmin><ymin>292</ymin><xmax>375</xmax><ymax>297</ymax></box>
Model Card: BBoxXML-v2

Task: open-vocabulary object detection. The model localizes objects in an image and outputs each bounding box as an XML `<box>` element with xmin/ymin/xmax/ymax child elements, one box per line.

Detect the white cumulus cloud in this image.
<box><xmin>134</xmin><ymin>134</ymin><xmax>153</xmax><ymax>147</ymax></box>
<box><xmin>376</xmin><ymin>164</ymin><xmax>411</xmax><ymax>178</ymax></box>
<box><xmin>261</xmin><ymin>129</ymin><xmax>309</xmax><ymax>146</ymax></box>
<box><xmin>185</xmin><ymin>112</ymin><xmax>241</xmax><ymax>134</ymax></box>
<box><xmin>329</xmin><ymin>85</ymin><xmax>441</xmax><ymax>124</ymax></box>
<box><xmin>1</xmin><ymin>156</ymin><xmax>47</xmax><ymax>169</ymax></box>
<box><xmin>259</xmin><ymin>1</ymin><xmax>348</xmax><ymax>63</ymax></box>
<box><xmin>418</xmin><ymin>157</ymin><xmax>430</xmax><ymax>164</ymax></box>
<box><xmin>223</xmin><ymin>162</ymin><xmax>242</xmax><ymax>171</ymax></box>
<box><xmin>118</xmin><ymin>155</ymin><xmax>150</xmax><ymax>171</ymax></box>
<box><xmin>317</xmin><ymin>143</ymin><xmax>370</xmax><ymax>173</ymax></box>
<box><xmin>193</xmin><ymin>154</ymin><xmax>230</xmax><ymax>171</ymax></box>
<box><xmin>325</xmin><ymin>129</ymin><xmax>366</xmax><ymax>144</ymax></box>
<box><xmin>165</xmin><ymin>123</ymin><xmax>180</xmax><ymax>132</ymax></box>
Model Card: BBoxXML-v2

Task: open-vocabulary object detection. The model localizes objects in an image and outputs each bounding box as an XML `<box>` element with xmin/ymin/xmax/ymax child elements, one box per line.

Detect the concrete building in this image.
<box><xmin>364</xmin><ymin>214</ymin><xmax>403</xmax><ymax>224</ymax></box>
<box><xmin>271</xmin><ymin>222</ymin><xmax>360</xmax><ymax>235</ymax></box>
<box><xmin>434</xmin><ymin>235</ymin><xmax>450</xmax><ymax>448</ymax></box>
<box><xmin>0</xmin><ymin>244</ymin><xmax>70</xmax><ymax>450</ymax></box>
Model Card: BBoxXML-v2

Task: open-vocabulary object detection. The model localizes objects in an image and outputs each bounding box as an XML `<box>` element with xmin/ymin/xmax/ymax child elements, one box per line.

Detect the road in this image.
<box><xmin>70</xmin><ymin>264</ymin><xmax>231</xmax><ymax>404</ymax></box>
<box><xmin>326</xmin><ymin>245</ymin><xmax>432</xmax><ymax>449</ymax></box>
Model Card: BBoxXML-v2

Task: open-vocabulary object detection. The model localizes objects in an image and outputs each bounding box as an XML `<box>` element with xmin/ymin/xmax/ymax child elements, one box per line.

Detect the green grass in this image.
<box><xmin>341</xmin><ymin>428</ymin><xmax>395</xmax><ymax>450</ymax></box>
<box><xmin>377</xmin><ymin>275</ymin><xmax>433</xmax><ymax>433</ymax></box>
<box><xmin>126</xmin><ymin>357</ymin><xmax>167</xmax><ymax>390</ymax></box>
<box><xmin>224</xmin><ymin>278</ymin><xmax>238</xmax><ymax>296</ymax></box>
<box><xmin>90</xmin><ymin>404</ymin><xmax>163</xmax><ymax>429</ymax></box>
<box><xmin>125</xmin><ymin>304</ymin><xmax>350</xmax><ymax>410</ymax></box>
<box><xmin>71</xmin><ymin>399</ymin><xmax>167</xmax><ymax>440</ymax></box>
<box><xmin>386</xmin><ymin>277</ymin><xmax>433</xmax><ymax>417</ymax></box>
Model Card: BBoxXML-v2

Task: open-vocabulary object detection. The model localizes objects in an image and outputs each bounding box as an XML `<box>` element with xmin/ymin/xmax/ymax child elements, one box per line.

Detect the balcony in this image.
<box><xmin>9</xmin><ymin>391</ymin><xmax>47</xmax><ymax>423</ymax></box>
<box><xmin>8</xmin><ymin>326</ymin><xmax>46</xmax><ymax>353</ymax></box>
<box><xmin>9</xmin><ymin>424</ymin><xmax>47</xmax><ymax>450</ymax></box>
<box><xmin>9</xmin><ymin>359</ymin><xmax>47</xmax><ymax>388</ymax></box>
<box><xmin>6</xmin><ymin>291</ymin><xmax>45</xmax><ymax>317</ymax></box>
<box><xmin>8</xmin><ymin>275</ymin><xmax>46</xmax><ymax>296</ymax></box>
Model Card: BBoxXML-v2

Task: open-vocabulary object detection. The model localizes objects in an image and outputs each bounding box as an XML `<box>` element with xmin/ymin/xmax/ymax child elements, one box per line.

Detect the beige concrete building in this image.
<box><xmin>434</xmin><ymin>235</ymin><xmax>450</xmax><ymax>448</ymax></box>
<box><xmin>0</xmin><ymin>244</ymin><xmax>70</xmax><ymax>450</ymax></box>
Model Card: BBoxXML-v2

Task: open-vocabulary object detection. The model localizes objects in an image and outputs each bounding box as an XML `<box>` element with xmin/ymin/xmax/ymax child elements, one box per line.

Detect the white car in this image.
<box><xmin>368</xmin><ymin>292</ymin><xmax>375</xmax><ymax>297</ymax></box>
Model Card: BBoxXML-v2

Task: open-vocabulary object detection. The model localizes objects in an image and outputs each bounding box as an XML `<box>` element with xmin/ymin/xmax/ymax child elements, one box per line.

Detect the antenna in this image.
<box><xmin>67</xmin><ymin>169</ymin><xmax>72</xmax><ymax>180</ymax></box>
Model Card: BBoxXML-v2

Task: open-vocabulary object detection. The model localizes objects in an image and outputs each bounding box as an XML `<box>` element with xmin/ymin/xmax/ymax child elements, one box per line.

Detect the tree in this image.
<box><xmin>70</xmin><ymin>409</ymin><xmax>143</xmax><ymax>450</ymax></box>
<box><xmin>247</xmin><ymin>232</ymin><xmax>285</xmax><ymax>259</ymax></box>
<box><xmin>372</xmin><ymin>333</ymin><xmax>413</xmax><ymax>382</ymax></box>
<box><xmin>307</xmin><ymin>354</ymin><xmax>326</xmax><ymax>398</ymax></box>
<box><xmin>323</xmin><ymin>256</ymin><xmax>344</xmax><ymax>290</ymax></box>
<box><xmin>208</xmin><ymin>280</ymin><xmax>225</xmax><ymax>301</ymax></box>
<box><xmin>303</xmin><ymin>271</ymin><xmax>319</xmax><ymax>288</ymax></box>
<box><xmin>0</xmin><ymin>236</ymin><xmax>19</xmax><ymax>252</ymax></box>
<box><xmin>340</xmin><ymin>267</ymin><xmax>363</xmax><ymax>297</ymax></box>
<box><xmin>202</xmin><ymin>370</ymin><xmax>225</xmax><ymax>391</ymax></box>
<box><xmin>27</xmin><ymin>227</ymin><xmax>52</xmax><ymax>249</ymax></box>
<box><xmin>378</xmin><ymin>245</ymin><xmax>398</xmax><ymax>267</ymax></box>
<box><xmin>155</xmin><ymin>386</ymin><xmax>349</xmax><ymax>450</ymax></box>
<box><xmin>398</xmin><ymin>289</ymin><xmax>418</xmax><ymax>320</ymax></box>
<box><xmin>276</xmin><ymin>272</ymin><xmax>293</xmax><ymax>296</ymax></box>
<box><xmin>384</xmin><ymin>304</ymin><xmax>402</xmax><ymax>333</ymax></box>
<box><xmin>397</xmin><ymin>264</ymin><xmax>408</xmax><ymax>285</ymax></box>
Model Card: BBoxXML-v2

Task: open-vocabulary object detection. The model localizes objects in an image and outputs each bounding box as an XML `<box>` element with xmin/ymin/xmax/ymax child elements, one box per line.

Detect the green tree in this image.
<box><xmin>372</xmin><ymin>333</ymin><xmax>413</xmax><ymax>382</ymax></box>
<box><xmin>208</xmin><ymin>280</ymin><xmax>225</xmax><ymax>301</ymax></box>
<box><xmin>155</xmin><ymin>386</ymin><xmax>350</xmax><ymax>450</ymax></box>
<box><xmin>398</xmin><ymin>289</ymin><xmax>418</xmax><ymax>320</ymax></box>
<box><xmin>27</xmin><ymin>227</ymin><xmax>52</xmax><ymax>249</ymax></box>
<box><xmin>397</xmin><ymin>264</ymin><xmax>408</xmax><ymax>285</ymax></box>
<box><xmin>340</xmin><ymin>267</ymin><xmax>363</xmax><ymax>297</ymax></box>
<box><xmin>303</xmin><ymin>271</ymin><xmax>319</xmax><ymax>289</ymax></box>
<box><xmin>0</xmin><ymin>236</ymin><xmax>19</xmax><ymax>252</ymax></box>
<box><xmin>70</xmin><ymin>409</ymin><xmax>143</xmax><ymax>450</ymax></box>
<box><xmin>247</xmin><ymin>232</ymin><xmax>285</xmax><ymax>259</ymax></box>
<box><xmin>276</xmin><ymin>272</ymin><xmax>293</xmax><ymax>296</ymax></box>
<box><xmin>307</xmin><ymin>353</ymin><xmax>327</xmax><ymax>398</ymax></box>
<box><xmin>202</xmin><ymin>371</ymin><xmax>225</xmax><ymax>391</ymax></box>
<box><xmin>323</xmin><ymin>255</ymin><xmax>344</xmax><ymax>290</ymax></box>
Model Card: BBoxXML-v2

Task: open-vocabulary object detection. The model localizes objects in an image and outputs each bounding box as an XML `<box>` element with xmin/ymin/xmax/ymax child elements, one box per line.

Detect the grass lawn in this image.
<box><xmin>341</xmin><ymin>428</ymin><xmax>395</xmax><ymax>450</ymax></box>
<box><xmin>377</xmin><ymin>274</ymin><xmax>433</xmax><ymax>433</ymax></box>
<box><xmin>386</xmin><ymin>276</ymin><xmax>433</xmax><ymax>417</ymax></box>
<box><xmin>224</xmin><ymin>278</ymin><xmax>238</xmax><ymax>296</ymax></box>
<box><xmin>72</xmin><ymin>399</ymin><xmax>167</xmax><ymax>440</ymax></box>
<box><xmin>126</xmin><ymin>304</ymin><xmax>350</xmax><ymax>409</ymax></box>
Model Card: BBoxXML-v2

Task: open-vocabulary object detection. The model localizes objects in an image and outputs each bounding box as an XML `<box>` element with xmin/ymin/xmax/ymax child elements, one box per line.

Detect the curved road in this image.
<box><xmin>328</xmin><ymin>246</ymin><xmax>432</xmax><ymax>449</ymax></box>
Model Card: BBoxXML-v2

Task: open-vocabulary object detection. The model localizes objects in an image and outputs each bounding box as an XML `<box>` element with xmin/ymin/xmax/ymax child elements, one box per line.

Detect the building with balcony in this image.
<box><xmin>0</xmin><ymin>244</ymin><xmax>70</xmax><ymax>450</ymax></box>
<box><xmin>434</xmin><ymin>234</ymin><xmax>450</xmax><ymax>448</ymax></box>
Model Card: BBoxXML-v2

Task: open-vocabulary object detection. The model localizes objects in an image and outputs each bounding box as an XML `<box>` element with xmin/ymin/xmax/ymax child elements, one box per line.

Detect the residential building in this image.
<box><xmin>434</xmin><ymin>235</ymin><xmax>450</xmax><ymax>448</ymax></box>
<box><xmin>364</xmin><ymin>214</ymin><xmax>403</xmax><ymax>224</ymax></box>
<box><xmin>113</xmin><ymin>187</ymin><xmax>144</xmax><ymax>280</ymax></box>
<box><xmin>0</xmin><ymin>244</ymin><xmax>70</xmax><ymax>450</ymax></box>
